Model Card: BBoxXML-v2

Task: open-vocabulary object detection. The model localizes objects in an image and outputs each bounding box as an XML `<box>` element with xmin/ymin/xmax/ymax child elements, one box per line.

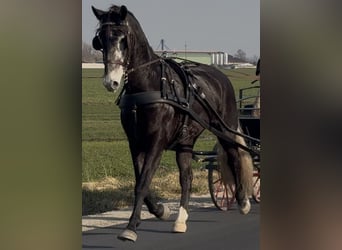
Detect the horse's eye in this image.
<box><xmin>119</xmin><ymin>37</ymin><xmax>127</xmax><ymax>51</ymax></box>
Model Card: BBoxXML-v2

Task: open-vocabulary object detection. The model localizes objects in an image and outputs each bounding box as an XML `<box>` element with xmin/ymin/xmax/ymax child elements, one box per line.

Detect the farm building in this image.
<box><xmin>155</xmin><ymin>50</ymin><xmax>226</xmax><ymax>65</ymax></box>
<box><xmin>154</xmin><ymin>50</ymin><xmax>254</xmax><ymax>68</ymax></box>
<box><xmin>82</xmin><ymin>50</ymin><xmax>254</xmax><ymax>69</ymax></box>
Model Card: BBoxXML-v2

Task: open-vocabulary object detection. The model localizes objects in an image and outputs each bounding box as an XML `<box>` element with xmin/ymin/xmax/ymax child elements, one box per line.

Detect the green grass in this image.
<box><xmin>82</xmin><ymin>67</ymin><xmax>258</xmax><ymax>182</ymax></box>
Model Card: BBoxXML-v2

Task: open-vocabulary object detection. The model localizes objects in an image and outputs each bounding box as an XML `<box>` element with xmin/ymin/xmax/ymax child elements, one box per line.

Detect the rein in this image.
<box><xmin>126</xmin><ymin>58</ymin><xmax>162</xmax><ymax>74</ymax></box>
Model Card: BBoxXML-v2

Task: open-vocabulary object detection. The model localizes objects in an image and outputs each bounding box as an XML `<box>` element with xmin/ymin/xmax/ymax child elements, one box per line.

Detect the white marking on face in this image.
<box><xmin>103</xmin><ymin>65</ymin><xmax>124</xmax><ymax>92</ymax></box>
<box><xmin>175</xmin><ymin>206</ymin><xmax>188</xmax><ymax>223</ymax></box>
<box><xmin>103</xmin><ymin>35</ymin><xmax>125</xmax><ymax>92</ymax></box>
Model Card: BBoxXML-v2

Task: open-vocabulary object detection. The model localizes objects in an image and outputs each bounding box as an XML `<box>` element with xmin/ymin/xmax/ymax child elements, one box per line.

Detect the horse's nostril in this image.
<box><xmin>113</xmin><ymin>81</ymin><xmax>119</xmax><ymax>87</ymax></box>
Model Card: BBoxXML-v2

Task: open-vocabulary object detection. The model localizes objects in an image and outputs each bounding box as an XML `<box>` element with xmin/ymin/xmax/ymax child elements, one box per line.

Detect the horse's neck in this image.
<box><xmin>129</xmin><ymin>36</ymin><xmax>157</xmax><ymax>67</ymax></box>
<box><xmin>127</xmin><ymin>18</ymin><xmax>157</xmax><ymax>67</ymax></box>
<box><xmin>126</xmin><ymin>20</ymin><xmax>160</xmax><ymax>92</ymax></box>
<box><xmin>126</xmin><ymin>61</ymin><xmax>159</xmax><ymax>92</ymax></box>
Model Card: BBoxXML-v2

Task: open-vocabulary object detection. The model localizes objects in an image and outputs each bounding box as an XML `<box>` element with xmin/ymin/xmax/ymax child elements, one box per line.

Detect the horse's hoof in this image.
<box><xmin>173</xmin><ymin>222</ymin><xmax>187</xmax><ymax>233</ymax></box>
<box><xmin>117</xmin><ymin>229</ymin><xmax>137</xmax><ymax>242</ymax></box>
<box><xmin>159</xmin><ymin>204</ymin><xmax>171</xmax><ymax>220</ymax></box>
<box><xmin>239</xmin><ymin>199</ymin><xmax>251</xmax><ymax>215</ymax></box>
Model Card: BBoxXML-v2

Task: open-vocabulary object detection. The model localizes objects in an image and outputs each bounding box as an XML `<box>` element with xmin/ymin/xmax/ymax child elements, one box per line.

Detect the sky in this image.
<box><xmin>82</xmin><ymin>0</ymin><xmax>259</xmax><ymax>58</ymax></box>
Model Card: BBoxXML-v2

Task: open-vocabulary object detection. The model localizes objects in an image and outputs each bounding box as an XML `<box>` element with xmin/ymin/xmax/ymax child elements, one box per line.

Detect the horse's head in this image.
<box><xmin>92</xmin><ymin>5</ymin><xmax>130</xmax><ymax>92</ymax></box>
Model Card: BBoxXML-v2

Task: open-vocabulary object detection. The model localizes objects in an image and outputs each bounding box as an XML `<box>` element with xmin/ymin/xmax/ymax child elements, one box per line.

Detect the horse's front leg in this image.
<box><xmin>132</xmin><ymin>151</ymin><xmax>171</xmax><ymax>220</ymax></box>
<box><xmin>131</xmin><ymin>152</ymin><xmax>171</xmax><ymax>220</ymax></box>
<box><xmin>173</xmin><ymin>148</ymin><xmax>193</xmax><ymax>233</ymax></box>
<box><xmin>117</xmin><ymin>146</ymin><xmax>164</xmax><ymax>242</ymax></box>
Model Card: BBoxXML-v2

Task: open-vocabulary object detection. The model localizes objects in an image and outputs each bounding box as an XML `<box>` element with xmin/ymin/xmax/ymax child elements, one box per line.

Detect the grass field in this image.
<box><xmin>82</xmin><ymin>66</ymin><xmax>258</xmax><ymax>214</ymax></box>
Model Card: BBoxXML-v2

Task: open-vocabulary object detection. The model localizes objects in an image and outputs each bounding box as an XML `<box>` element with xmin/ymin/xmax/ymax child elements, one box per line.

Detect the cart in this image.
<box><xmin>193</xmin><ymin>85</ymin><xmax>260</xmax><ymax>210</ymax></box>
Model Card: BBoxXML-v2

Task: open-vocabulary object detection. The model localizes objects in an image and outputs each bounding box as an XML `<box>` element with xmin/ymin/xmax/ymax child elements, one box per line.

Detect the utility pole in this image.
<box><xmin>161</xmin><ymin>39</ymin><xmax>165</xmax><ymax>51</ymax></box>
<box><xmin>185</xmin><ymin>41</ymin><xmax>187</xmax><ymax>60</ymax></box>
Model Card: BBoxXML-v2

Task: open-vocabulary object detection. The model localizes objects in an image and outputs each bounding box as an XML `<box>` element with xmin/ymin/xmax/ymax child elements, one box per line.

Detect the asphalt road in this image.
<box><xmin>82</xmin><ymin>197</ymin><xmax>259</xmax><ymax>250</ymax></box>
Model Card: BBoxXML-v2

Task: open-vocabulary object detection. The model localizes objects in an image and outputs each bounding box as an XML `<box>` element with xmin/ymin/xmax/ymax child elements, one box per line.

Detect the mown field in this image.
<box><xmin>82</xmin><ymin>66</ymin><xmax>258</xmax><ymax>214</ymax></box>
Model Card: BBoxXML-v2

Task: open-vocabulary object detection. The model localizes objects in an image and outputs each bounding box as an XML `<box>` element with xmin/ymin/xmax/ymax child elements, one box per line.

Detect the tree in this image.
<box><xmin>82</xmin><ymin>41</ymin><xmax>102</xmax><ymax>62</ymax></box>
<box><xmin>234</xmin><ymin>49</ymin><xmax>247</xmax><ymax>62</ymax></box>
<box><xmin>247</xmin><ymin>55</ymin><xmax>259</xmax><ymax>65</ymax></box>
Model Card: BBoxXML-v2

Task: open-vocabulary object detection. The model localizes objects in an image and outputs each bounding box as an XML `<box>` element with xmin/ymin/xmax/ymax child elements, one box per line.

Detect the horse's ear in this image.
<box><xmin>92</xmin><ymin>6</ymin><xmax>105</xmax><ymax>20</ymax></box>
<box><xmin>120</xmin><ymin>5</ymin><xmax>128</xmax><ymax>20</ymax></box>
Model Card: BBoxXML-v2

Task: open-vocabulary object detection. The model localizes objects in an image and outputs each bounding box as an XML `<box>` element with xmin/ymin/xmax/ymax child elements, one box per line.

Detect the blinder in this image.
<box><xmin>92</xmin><ymin>22</ymin><xmax>129</xmax><ymax>52</ymax></box>
<box><xmin>92</xmin><ymin>35</ymin><xmax>102</xmax><ymax>50</ymax></box>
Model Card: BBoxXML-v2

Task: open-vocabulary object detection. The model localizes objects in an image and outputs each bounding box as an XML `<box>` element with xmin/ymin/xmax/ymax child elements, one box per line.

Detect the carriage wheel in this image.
<box><xmin>208</xmin><ymin>167</ymin><xmax>236</xmax><ymax>211</ymax></box>
<box><xmin>252</xmin><ymin>168</ymin><xmax>260</xmax><ymax>203</ymax></box>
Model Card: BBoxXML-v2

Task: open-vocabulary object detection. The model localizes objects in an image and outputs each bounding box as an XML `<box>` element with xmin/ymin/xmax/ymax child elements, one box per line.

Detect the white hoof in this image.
<box><xmin>117</xmin><ymin>229</ymin><xmax>137</xmax><ymax>242</ymax></box>
<box><xmin>159</xmin><ymin>204</ymin><xmax>171</xmax><ymax>220</ymax></box>
<box><xmin>173</xmin><ymin>222</ymin><xmax>187</xmax><ymax>233</ymax></box>
<box><xmin>239</xmin><ymin>199</ymin><xmax>251</xmax><ymax>215</ymax></box>
<box><xmin>173</xmin><ymin>206</ymin><xmax>188</xmax><ymax>232</ymax></box>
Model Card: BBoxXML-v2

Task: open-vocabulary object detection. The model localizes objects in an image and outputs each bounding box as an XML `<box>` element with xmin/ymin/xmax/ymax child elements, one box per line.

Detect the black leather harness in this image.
<box><xmin>116</xmin><ymin>57</ymin><xmax>260</xmax><ymax>156</ymax></box>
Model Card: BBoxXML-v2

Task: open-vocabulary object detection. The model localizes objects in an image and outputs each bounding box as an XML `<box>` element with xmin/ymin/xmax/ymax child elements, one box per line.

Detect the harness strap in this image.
<box><xmin>116</xmin><ymin>58</ymin><xmax>260</xmax><ymax>155</ymax></box>
<box><xmin>160</xmin><ymin>60</ymin><xmax>167</xmax><ymax>98</ymax></box>
<box><xmin>118</xmin><ymin>91</ymin><xmax>259</xmax><ymax>156</ymax></box>
<box><xmin>193</xmin><ymin>89</ymin><xmax>260</xmax><ymax>144</ymax></box>
<box><xmin>126</xmin><ymin>58</ymin><xmax>162</xmax><ymax>75</ymax></box>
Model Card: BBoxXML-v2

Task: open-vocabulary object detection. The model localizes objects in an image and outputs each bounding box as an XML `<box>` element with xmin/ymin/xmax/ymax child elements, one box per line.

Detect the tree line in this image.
<box><xmin>82</xmin><ymin>41</ymin><xmax>102</xmax><ymax>63</ymax></box>
<box><xmin>234</xmin><ymin>49</ymin><xmax>259</xmax><ymax>65</ymax></box>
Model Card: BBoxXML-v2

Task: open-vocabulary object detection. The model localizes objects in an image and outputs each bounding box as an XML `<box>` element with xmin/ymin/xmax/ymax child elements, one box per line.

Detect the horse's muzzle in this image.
<box><xmin>103</xmin><ymin>79</ymin><xmax>119</xmax><ymax>92</ymax></box>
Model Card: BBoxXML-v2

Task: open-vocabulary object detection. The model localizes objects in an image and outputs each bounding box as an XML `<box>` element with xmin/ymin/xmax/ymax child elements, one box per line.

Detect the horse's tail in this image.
<box><xmin>216</xmin><ymin>142</ymin><xmax>235</xmax><ymax>188</ymax></box>
<box><xmin>235</xmin><ymin>126</ymin><xmax>254</xmax><ymax>196</ymax></box>
<box><xmin>217</xmin><ymin>126</ymin><xmax>254</xmax><ymax>197</ymax></box>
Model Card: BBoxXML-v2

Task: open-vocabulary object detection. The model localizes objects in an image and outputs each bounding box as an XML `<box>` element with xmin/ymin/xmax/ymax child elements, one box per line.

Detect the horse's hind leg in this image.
<box><xmin>173</xmin><ymin>147</ymin><xmax>193</xmax><ymax>233</ymax></box>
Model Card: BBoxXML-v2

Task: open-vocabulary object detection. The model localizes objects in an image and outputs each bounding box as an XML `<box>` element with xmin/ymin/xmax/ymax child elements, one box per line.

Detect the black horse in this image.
<box><xmin>91</xmin><ymin>5</ymin><xmax>254</xmax><ymax>242</ymax></box>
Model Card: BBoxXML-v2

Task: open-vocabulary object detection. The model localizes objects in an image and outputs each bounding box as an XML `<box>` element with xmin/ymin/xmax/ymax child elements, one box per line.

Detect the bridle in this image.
<box><xmin>92</xmin><ymin>21</ymin><xmax>131</xmax><ymax>69</ymax></box>
<box><xmin>93</xmin><ymin>20</ymin><xmax>165</xmax><ymax>78</ymax></box>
